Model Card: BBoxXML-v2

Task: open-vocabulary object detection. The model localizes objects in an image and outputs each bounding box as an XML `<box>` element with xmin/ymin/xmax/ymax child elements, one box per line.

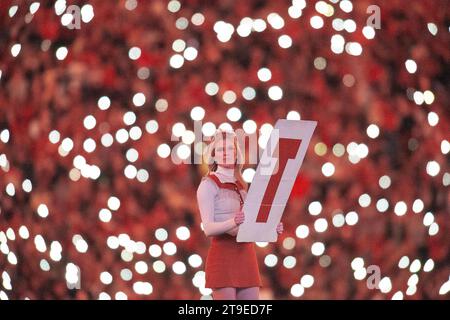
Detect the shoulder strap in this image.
<box><xmin>206</xmin><ymin>173</ymin><xmax>245</xmax><ymax>207</ymax></box>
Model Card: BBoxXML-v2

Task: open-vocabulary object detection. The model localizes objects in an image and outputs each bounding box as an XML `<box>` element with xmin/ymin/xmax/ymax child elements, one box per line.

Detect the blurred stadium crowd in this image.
<box><xmin>0</xmin><ymin>0</ymin><xmax>448</xmax><ymax>299</ymax></box>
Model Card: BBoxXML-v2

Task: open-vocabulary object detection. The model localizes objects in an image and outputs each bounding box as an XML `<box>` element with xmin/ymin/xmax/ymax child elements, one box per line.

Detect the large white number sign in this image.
<box><xmin>237</xmin><ymin>119</ymin><xmax>317</xmax><ymax>242</ymax></box>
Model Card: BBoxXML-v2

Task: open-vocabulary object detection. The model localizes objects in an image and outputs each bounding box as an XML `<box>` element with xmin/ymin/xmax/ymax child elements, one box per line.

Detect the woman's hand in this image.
<box><xmin>227</xmin><ymin>226</ymin><xmax>239</xmax><ymax>236</ymax></box>
<box><xmin>276</xmin><ymin>222</ymin><xmax>284</xmax><ymax>235</ymax></box>
<box><xmin>234</xmin><ymin>210</ymin><xmax>245</xmax><ymax>226</ymax></box>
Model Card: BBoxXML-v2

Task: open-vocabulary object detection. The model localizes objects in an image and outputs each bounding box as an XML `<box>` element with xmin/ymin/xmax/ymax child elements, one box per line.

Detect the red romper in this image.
<box><xmin>197</xmin><ymin>172</ymin><xmax>262</xmax><ymax>289</ymax></box>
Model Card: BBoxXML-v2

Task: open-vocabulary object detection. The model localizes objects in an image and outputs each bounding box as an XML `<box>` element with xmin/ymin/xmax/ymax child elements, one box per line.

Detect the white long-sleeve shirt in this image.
<box><xmin>197</xmin><ymin>166</ymin><xmax>247</xmax><ymax>237</ymax></box>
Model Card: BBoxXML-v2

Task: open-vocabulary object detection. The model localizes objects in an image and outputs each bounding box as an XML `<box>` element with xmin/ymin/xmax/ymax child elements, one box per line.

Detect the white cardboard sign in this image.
<box><xmin>237</xmin><ymin>119</ymin><xmax>317</xmax><ymax>242</ymax></box>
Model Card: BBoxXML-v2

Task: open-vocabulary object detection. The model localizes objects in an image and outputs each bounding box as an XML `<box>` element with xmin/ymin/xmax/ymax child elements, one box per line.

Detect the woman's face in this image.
<box><xmin>214</xmin><ymin>136</ymin><xmax>236</xmax><ymax>168</ymax></box>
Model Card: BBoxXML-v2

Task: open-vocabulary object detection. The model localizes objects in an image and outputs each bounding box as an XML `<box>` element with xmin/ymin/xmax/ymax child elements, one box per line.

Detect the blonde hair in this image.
<box><xmin>204</xmin><ymin>129</ymin><xmax>247</xmax><ymax>190</ymax></box>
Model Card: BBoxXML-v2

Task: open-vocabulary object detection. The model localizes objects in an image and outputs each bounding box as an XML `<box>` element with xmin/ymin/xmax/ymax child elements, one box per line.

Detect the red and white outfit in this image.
<box><xmin>197</xmin><ymin>166</ymin><xmax>262</xmax><ymax>289</ymax></box>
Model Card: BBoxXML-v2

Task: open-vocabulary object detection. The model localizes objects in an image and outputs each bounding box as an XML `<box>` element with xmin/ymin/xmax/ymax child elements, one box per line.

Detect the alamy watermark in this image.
<box><xmin>366</xmin><ymin>5</ymin><xmax>381</xmax><ymax>29</ymax></box>
<box><xmin>169</xmin><ymin>121</ymin><xmax>283</xmax><ymax>176</ymax></box>
<box><xmin>60</xmin><ymin>4</ymin><xmax>94</xmax><ymax>30</ymax></box>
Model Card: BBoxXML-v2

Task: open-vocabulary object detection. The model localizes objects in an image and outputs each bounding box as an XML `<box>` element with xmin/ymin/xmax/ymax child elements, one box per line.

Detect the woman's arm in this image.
<box><xmin>226</xmin><ymin>226</ymin><xmax>239</xmax><ymax>236</ymax></box>
<box><xmin>197</xmin><ymin>179</ymin><xmax>237</xmax><ymax>237</ymax></box>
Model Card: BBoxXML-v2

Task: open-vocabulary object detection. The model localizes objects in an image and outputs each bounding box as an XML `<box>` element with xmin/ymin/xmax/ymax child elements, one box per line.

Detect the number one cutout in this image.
<box><xmin>255</xmin><ymin>138</ymin><xmax>302</xmax><ymax>223</ymax></box>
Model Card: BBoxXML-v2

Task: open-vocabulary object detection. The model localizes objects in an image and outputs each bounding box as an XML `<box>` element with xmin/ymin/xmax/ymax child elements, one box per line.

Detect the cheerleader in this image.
<box><xmin>197</xmin><ymin>129</ymin><xmax>284</xmax><ymax>300</ymax></box>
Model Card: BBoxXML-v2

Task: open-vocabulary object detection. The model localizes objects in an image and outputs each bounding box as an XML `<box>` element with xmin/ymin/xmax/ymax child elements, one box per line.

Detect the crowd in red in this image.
<box><xmin>0</xmin><ymin>0</ymin><xmax>448</xmax><ymax>299</ymax></box>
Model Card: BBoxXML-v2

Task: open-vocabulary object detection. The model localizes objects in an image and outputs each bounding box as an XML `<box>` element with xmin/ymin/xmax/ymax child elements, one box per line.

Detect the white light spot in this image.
<box><xmin>344</xmin><ymin>19</ymin><xmax>356</xmax><ymax>33</ymax></box>
<box><xmin>101</xmin><ymin>133</ymin><xmax>113</xmax><ymax>147</ymax></box>
<box><xmin>345</xmin><ymin>42</ymin><xmax>362</xmax><ymax>56</ymax></box>
<box><xmin>310</xmin><ymin>16</ymin><xmax>324</xmax><ymax>29</ymax></box>
<box><xmin>11</xmin><ymin>44</ymin><xmax>21</xmax><ymax>57</ymax></box>
<box><xmin>6</xmin><ymin>183</ymin><xmax>15</xmax><ymax>196</ymax></box>
<box><xmin>345</xmin><ymin>211</ymin><xmax>358</xmax><ymax>226</ymax></box>
<box><xmin>264</xmin><ymin>254</ymin><xmax>278</xmax><ymax>267</ymax></box>
<box><xmin>149</xmin><ymin>244</ymin><xmax>162</xmax><ymax>258</ymax></box>
<box><xmin>423</xmin><ymin>212</ymin><xmax>434</xmax><ymax>226</ymax></box>
<box><xmin>409</xmin><ymin>259</ymin><xmax>421</xmax><ymax>273</ymax></box>
<box><xmin>268</xmin><ymin>86</ymin><xmax>283</xmax><ymax>101</ymax></box>
<box><xmin>128</xmin><ymin>47</ymin><xmax>141</xmax><ymax>60</ymax></box>
<box><xmin>311</xmin><ymin>242</ymin><xmax>325</xmax><ymax>256</ymax></box>
<box><xmin>123</xmin><ymin>164</ymin><xmax>137</xmax><ymax>179</ymax></box>
<box><xmin>429</xmin><ymin>222</ymin><xmax>439</xmax><ymax>236</ymax></box>
<box><xmin>300</xmin><ymin>274</ymin><xmax>314</xmax><ymax>288</ymax></box>
<box><xmin>37</xmin><ymin>204</ymin><xmax>49</xmax><ymax>218</ymax></box>
<box><xmin>398</xmin><ymin>256</ymin><xmax>410</xmax><ymax>269</ymax></box>
<box><xmin>376</xmin><ymin>198</ymin><xmax>389</xmax><ymax>213</ymax></box>
<box><xmin>19</xmin><ymin>226</ymin><xmax>29</xmax><ymax>239</ymax></box>
<box><xmin>126</xmin><ymin>148</ymin><xmax>139</xmax><ymax>163</ymax></box>
<box><xmin>308</xmin><ymin>201</ymin><xmax>322</xmax><ymax>216</ymax></box>
<box><xmin>135</xmin><ymin>261</ymin><xmax>148</xmax><ymax>274</ymax></box>
<box><xmin>362</xmin><ymin>26</ymin><xmax>375</xmax><ymax>39</ymax></box>
<box><xmin>80</xmin><ymin>4</ymin><xmax>94</xmax><ymax>23</ymax></box>
<box><xmin>392</xmin><ymin>291</ymin><xmax>403</xmax><ymax>300</ymax></box>
<box><xmin>56</xmin><ymin>47</ymin><xmax>68</xmax><ymax>60</ymax></box>
<box><xmin>154</xmin><ymin>229</ymin><xmax>168</xmax><ymax>242</ymax></box>
<box><xmin>242</xmin><ymin>87</ymin><xmax>256</xmax><ymax>100</ymax></box>
<box><xmin>176</xmin><ymin>226</ymin><xmax>190</xmax><ymax>241</ymax></box>
<box><xmin>379</xmin><ymin>277</ymin><xmax>392</xmax><ymax>293</ymax></box>
<box><xmin>427</xmin><ymin>23</ymin><xmax>438</xmax><ymax>36</ymax></box>
<box><xmin>145</xmin><ymin>120</ymin><xmax>159</xmax><ymax>134</ymax></box>
<box><xmin>83</xmin><ymin>138</ymin><xmax>96</xmax><ymax>153</ymax></box>
<box><xmin>358</xmin><ymin>194</ymin><xmax>371</xmax><ymax>207</ymax></box>
<box><xmin>107</xmin><ymin>196</ymin><xmax>121</xmax><ymax>211</ymax></box>
<box><xmin>83</xmin><ymin>115</ymin><xmax>96</xmax><ymax>130</ymax></box>
<box><xmin>172</xmin><ymin>261</ymin><xmax>186</xmax><ymax>274</ymax></box>
<box><xmin>379</xmin><ymin>175</ymin><xmax>391</xmax><ymax>189</ymax></box>
<box><xmin>423</xmin><ymin>259</ymin><xmax>434</xmax><ymax>272</ymax></box>
<box><xmin>226</xmin><ymin>107</ymin><xmax>242</xmax><ymax>122</ymax></box>
<box><xmin>200</xmin><ymin>122</ymin><xmax>215</xmax><ymax>137</ymax></box>
<box><xmin>405</xmin><ymin>59</ymin><xmax>417</xmax><ymax>74</ymax></box>
<box><xmin>133</xmin><ymin>92</ymin><xmax>146</xmax><ymax>107</ymax></box>
<box><xmin>205</xmin><ymin>82</ymin><xmax>219</xmax><ymax>96</ymax></box>
<box><xmin>188</xmin><ymin>254</ymin><xmax>202</xmax><ymax>268</ymax></box>
<box><xmin>100</xmin><ymin>271</ymin><xmax>113</xmax><ymax>285</ymax></box>
<box><xmin>157</xmin><ymin>144</ymin><xmax>171</xmax><ymax>158</ymax></box>
<box><xmin>115</xmin><ymin>292</ymin><xmax>128</xmax><ymax>300</ymax></box>
<box><xmin>315</xmin><ymin>57</ymin><xmax>329</xmax><ymax>72</ymax></box>
<box><xmin>153</xmin><ymin>261</ymin><xmax>166</xmax><ymax>273</ymax></box>
<box><xmin>242</xmin><ymin>168</ymin><xmax>255</xmax><ymax>183</ymax></box>
<box><xmin>394</xmin><ymin>201</ymin><xmax>408</xmax><ymax>216</ymax></box>
<box><xmin>242</xmin><ymin>120</ymin><xmax>257</xmax><ymax>134</ymax></box>
<box><xmin>314</xmin><ymin>218</ymin><xmax>328</xmax><ymax>233</ymax></box>
<box><xmin>351</xmin><ymin>257</ymin><xmax>364</xmax><ymax>270</ymax></box>
<box><xmin>163</xmin><ymin>242</ymin><xmax>177</xmax><ymax>256</ymax></box>
<box><xmin>321</xmin><ymin>162</ymin><xmax>335</xmax><ymax>177</ymax></box>
<box><xmin>9</xmin><ymin>5</ymin><xmax>18</xmax><ymax>17</ymax></box>
<box><xmin>222</xmin><ymin>90</ymin><xmax>237</xmax><ymax>104</ymax></box>
<box><xmin>332</xmin><ymin>213</ymin><xmax>345</xmax><ymax>227</ymax></box>
<box><xmin>426</xmin><ymin>161</ymin><xmax>440</xmax><ymax>176</ymax></box>
<box><xmin>257</xmin><ymin>67</ymin><xmax>272</xmax><ymax>82</ymax></box>
<box><xmin>278</xmin><ymin>35</ymin><xmax>292</xmax><ymax>48</ymax></box>
<box><xmin>427</xmin><ymin>112</ymin><xmax>439</xmax><ymax>126</ymax></box>
<box><xmin>339</xmin><ymin>0</ymin><xmax>353</xmax><ymax>13</ymax></box>
<box><xmin>412</xmin><ymin>199</ymin><xmax>424</xmax><ymax>213</ymax></box>
<box><xmin>183</xmin><ymin>47</ymin><xmax>198</xmax><ymax>61</ymax></box>
<box><xmin>366</xmin><ymin>124</ymin><xmax>380</xmax><ymax>139</ymax></box>
<box><xmin>283</xmin><ymin>256</ymin><xmax>296</xmax><ymax>269</ymax></box>
<box><xmin>136</xmin><ymin>169</ymin><xmax>149</xmax><ymax>183</ymax></box>
<box><xmin>133</xmin><ymin>281</ymin><xmax>153</xmax><ymax>295</ymax></box>
<box><xmin>99</xmin><ymin>208</ymin><xmax>112</xmax><ymax>223</ymax></box>
<box><xmin>413</xmin><ymin>91</ymin><xmax>424</xmax><ymax>105</ymax></box>
<box><xmin>291</xmin><ymin>284</ymin><xmax>304</xmax><ymax>297</ymax></box>
<box><xmin>295</xmin><ymin>225</ymin><xmax>309</xmax><ymax>239</ymax></box>
<box><xmin>98</xmin><ymin>96</ymin><xmax>111</xmax><ymax>110</ymax></box>
<box><xmin>190</xmin><ymin>106</ymin><xmax>205</xmax><ymax>121</ymax></box>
